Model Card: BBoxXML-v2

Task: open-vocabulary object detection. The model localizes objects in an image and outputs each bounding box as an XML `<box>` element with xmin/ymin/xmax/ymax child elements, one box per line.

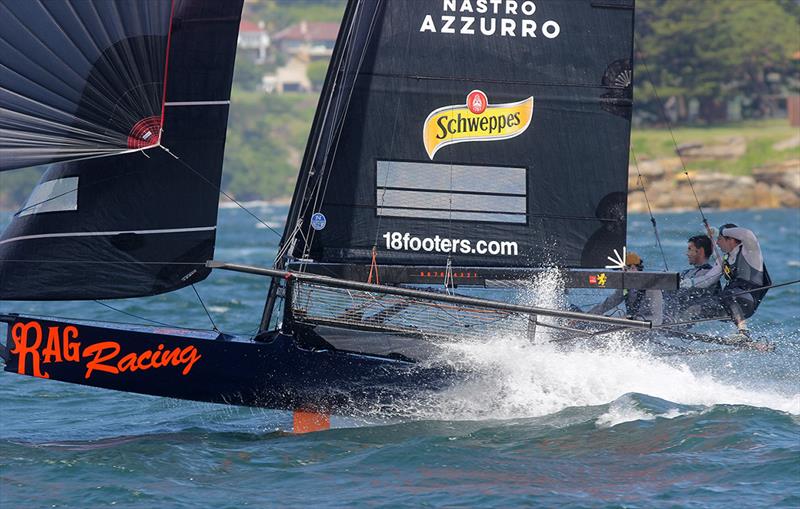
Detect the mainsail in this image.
<box><xmin>280</xmin><ymin>0</ymin><xmax>635</xmax><ymax>276</ymax></box>
<box><xmin>0</xmin><ymin>0</ymin><xmax>244</xmax><ymax>300</ymax></box>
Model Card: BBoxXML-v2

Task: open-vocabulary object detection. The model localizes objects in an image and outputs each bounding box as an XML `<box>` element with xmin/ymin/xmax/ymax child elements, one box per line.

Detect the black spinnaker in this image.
<box><xmin>0</xmin><ymin>0</ymin><xmax>243</xmax><ymax>299</ymax></box>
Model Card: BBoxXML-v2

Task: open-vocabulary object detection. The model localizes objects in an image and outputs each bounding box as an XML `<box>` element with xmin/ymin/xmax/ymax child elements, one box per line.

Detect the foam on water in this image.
<box><xmin>414</xmin><ymin>270</ymin><xmax>800</xmax><ymax>421</ymax></box>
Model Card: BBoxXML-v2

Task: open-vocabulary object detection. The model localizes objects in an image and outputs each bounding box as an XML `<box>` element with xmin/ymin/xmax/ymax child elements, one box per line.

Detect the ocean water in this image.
<box><xmin>1</xmin><ymin>207</ymin><xmax>799</xmax><ymax>508</ymax></box>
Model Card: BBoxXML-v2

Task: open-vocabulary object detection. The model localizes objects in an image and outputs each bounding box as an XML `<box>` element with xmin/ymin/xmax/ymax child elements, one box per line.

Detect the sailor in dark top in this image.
<box><xmin>667</xmin><ymin>234</ymin><xmax>721</xmax><ymax>321</ymax></box>
<box><xmin>681</xmin><ymin>223</ymin><xmax>771</xmax><ymax>343</ymax></box>
<box><xmin>589</xmin><ymin>252</ymin><xmax>664</xmax><ymax>326</ymax></box>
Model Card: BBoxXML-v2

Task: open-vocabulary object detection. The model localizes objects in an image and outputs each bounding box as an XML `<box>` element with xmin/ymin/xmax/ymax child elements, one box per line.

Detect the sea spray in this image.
<box><xmin>393</xmin><ymin>271</ymin><xmax>800</xmax><ymax>421</ymax></box>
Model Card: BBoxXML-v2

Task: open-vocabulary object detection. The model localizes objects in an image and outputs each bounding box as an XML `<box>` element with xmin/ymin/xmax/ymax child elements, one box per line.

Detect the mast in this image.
<box><xmin>260</xmin><ymin>0</ymin><xmax>368</xmax><ymax>330</ymax></box>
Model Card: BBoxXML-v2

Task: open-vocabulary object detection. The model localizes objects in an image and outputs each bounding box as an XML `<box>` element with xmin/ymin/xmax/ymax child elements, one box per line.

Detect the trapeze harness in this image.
<box><xmin>720</xmin><ymin>248</ymin><xmax>771</xmax><ymax>320</ymax></box>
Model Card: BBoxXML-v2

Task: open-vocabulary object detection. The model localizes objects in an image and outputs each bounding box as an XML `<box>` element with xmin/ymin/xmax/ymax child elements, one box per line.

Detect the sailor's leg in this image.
<box><xmin>721</xmin><ymin>291</ymin><xmax>755</xmax><ymax>331</ymax></box>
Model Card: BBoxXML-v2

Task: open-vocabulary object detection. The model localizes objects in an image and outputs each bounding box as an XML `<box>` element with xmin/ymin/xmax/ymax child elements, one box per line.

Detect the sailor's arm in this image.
<box><xmin>722</xmin><ymin>226</ymin><xmax>764</xmax><ymax>270</ymax></box>
<box><xmin>680</xmin><ymin>260</ymin><xmax>722</xmax><ymax>288</ymax></box>
<box><xmin>588</xmin><ymin>289</ymin><xmax>625</xmax><ymax>315</ymax></box>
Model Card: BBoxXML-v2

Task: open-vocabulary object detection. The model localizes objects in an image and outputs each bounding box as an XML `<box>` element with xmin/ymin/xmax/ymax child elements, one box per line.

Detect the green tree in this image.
<box><xmin>636</xmin><ymin>0</ymin><xmax>799</xmax><ymax>123</ymax></box>
<box><xmin>233</xmin><ymin>53</ymin><xmax>264</xmax><ymax>91</ymax></box>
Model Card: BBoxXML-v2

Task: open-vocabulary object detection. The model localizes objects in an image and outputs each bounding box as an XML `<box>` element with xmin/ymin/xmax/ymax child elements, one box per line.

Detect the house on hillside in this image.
<box><xmin>237</xmin><ymin>19</ymin><xmax>270</xmax><ymax>64</ymax></box>
<box><xmin>262</xmin><ymin>55</ymin><xmax>312</xmax><ymax>94</ymax></box>
<box><xmin>273</xmin><ymin>21</ymin><xmax>338</xmax><ymax>60</ymax></box>
<box><xmin>263</xmin><ymin>21</ymin><xmax>339</xmax><ymax>94</ymax></box>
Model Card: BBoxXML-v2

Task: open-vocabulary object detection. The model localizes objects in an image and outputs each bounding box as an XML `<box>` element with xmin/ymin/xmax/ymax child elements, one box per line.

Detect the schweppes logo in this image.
<box><xmin>423</xmin><ymin>90</ymin><xmax>533</xmax><ymax>159</ymax></box>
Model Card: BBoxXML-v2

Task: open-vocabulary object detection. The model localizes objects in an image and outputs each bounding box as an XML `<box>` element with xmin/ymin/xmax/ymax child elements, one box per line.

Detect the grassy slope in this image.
<box><xmin>631</xmin><ymin>119</ymin><xmax>800</xmax><ymax>175</ymax></box>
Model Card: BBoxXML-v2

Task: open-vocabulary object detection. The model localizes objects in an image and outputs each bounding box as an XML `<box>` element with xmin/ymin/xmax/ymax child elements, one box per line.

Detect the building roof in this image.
<box><xmin>240</xmin><ymin>19</ymin><xmax>264</xmax><ymax>33</ymax></box>
<box><xmin>273</xmin><ymin>21</ymin><xmax>339</xmax><ymax>42</ymax></box>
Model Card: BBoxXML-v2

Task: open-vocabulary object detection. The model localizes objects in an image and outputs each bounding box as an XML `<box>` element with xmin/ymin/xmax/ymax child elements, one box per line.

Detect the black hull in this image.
<box><xmin>0</xmin><ymin>315</ymin><xmax>457</xmax><ymax>414</ymax></box>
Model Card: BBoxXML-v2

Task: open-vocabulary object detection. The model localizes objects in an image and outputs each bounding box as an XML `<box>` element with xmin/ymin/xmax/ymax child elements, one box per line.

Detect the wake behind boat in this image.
<box><xmin>0</xmin><ymin>0</ymin><xmax>779</xmax><ymax>428</ymax></box>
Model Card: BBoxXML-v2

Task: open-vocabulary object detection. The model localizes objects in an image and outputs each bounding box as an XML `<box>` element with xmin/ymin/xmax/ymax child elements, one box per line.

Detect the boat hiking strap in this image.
<box><xmin>630</xmin><ymin>145</ymin><xmax>669</xmax><ymax>271</ymax></box>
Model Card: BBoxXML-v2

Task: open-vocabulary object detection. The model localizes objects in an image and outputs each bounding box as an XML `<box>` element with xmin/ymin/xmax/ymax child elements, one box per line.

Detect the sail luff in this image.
<box><xmin>261</xmin><ymin>0</ymin><xmax>372</xmax><ymax>330</ymax></box>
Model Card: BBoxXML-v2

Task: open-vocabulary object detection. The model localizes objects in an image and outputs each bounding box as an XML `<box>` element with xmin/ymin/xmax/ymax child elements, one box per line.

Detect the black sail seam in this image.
<box><xmin>363</xmin><ymin>73</ymin><xmax>631</xmax><ymax>90</ymax></box>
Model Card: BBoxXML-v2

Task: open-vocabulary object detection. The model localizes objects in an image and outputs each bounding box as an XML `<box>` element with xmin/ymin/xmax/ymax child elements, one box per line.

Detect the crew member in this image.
<box><xmin>667</xmin><ymin>234</ymin><xmax>721</xmax><ymax>321</ymax></box>
<box><xmin>588</xmin><ymin>252</ymin><xmax>663</xmax><ymax>326</ymax></box>
<box><xmin>681</xmin><ymin>223</ymin><xmax>770</xmax><ymax>341</ymax></box>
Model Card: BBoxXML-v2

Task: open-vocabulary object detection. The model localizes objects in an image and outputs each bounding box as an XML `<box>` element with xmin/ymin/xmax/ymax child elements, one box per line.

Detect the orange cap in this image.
<box><xmin>626</xmin><ymin>252</ymin><xmax>642</xmax><ymax>266</ymax></box>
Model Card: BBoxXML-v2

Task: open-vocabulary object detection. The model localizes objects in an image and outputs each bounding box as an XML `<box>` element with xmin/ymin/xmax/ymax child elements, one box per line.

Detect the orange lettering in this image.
<box><xmin>63</xmin><ymin>326</ymin><xmax>80</xmax><ymax>361</ymax></box>
<box><xmin>42</xmin><ymin>327</ymin><xmax>63</xmax><ymax>364</ymax></box>
<box><xmin>179</xmin><ymin>347</ymin><xmax>202</xmax><ymax>375</ymax></box>
<box><xmin>117</xmin><ymin>352</ymin><xmax>138</xmax><ymax>373</ymax></box>
<box><xmin>162</xmin><ymin>347</ymin><xmax>182</xmax><ymax>367</ymax></box>
<box><xmin>151</xmin><ymin>344</ymin><xmax>165</xmax><ymax>367</ymax></box>
<box><xmin>82</xmin><ymin>342</ymin><xmax>120</xmax><ymax>379</ymax></box>
<box><xmin>136</xmin><ymin>350</ymin><xmax>152</xmax><ymax>370</ymax></box>
<box><xmin>10</xmin><ymin>321</ymin><xmax>48</xmax><ymax>378</ymax></box>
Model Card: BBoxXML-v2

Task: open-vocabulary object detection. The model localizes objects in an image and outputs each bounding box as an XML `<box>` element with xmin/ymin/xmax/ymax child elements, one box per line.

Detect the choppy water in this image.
<box><xmin>1</xmin><ymin>207</ymin><xmax>799</xmax><ymax>508</ymax></box>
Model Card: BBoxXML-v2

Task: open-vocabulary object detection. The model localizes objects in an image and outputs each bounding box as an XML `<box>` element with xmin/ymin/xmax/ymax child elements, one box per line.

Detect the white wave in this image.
<box><xmin>417</xmin><ymin>274</ymin><xmax>800</xmax><ymax>421</ymax></box>
<box><xmin>596</xmin><ymin>396</ymin><xmax>688</xmax><ymax>428</ymax></box>
<box><xmin>429</xmin><ymin>333</ymin><xmax>799</xmax><ymax>421</ymax></box>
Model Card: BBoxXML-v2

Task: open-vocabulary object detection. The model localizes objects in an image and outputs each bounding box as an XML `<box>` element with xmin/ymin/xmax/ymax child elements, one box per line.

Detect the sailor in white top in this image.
<box><xmin>681</xmin><ymin>223</ymin><xmax>770</xmax><ymax>342</ymax></box>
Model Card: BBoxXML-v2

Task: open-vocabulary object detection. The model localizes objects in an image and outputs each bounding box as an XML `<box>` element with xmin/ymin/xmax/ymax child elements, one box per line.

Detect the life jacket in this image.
<box><xmin>723</xmin><ymin>253</ymin><xmax>771</xmax><ymax>310</ymax></box>
<box><xmin>681</xmin><ymin>262</ymin><xmax>721</xmax><ymax>296</ymax></box>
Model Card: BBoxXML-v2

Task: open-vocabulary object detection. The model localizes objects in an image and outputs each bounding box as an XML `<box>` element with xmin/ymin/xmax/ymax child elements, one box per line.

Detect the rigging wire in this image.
<box><xmin>301</xmin><ymin>0</ymin><xmax>385</xmax><ymax>268</ymax></box>
<box><xmin>630</xmin><ymin>145</ymin><xmax>669</xmax><ymax>270</ymax></box>
<box><xmin>159</xmin><ymin>144</ymin><xmax>282</xmax><ymax>238</ymax></box>
<box><xmin>636</xmin><ymin>43</ymin><xmax>720</xmax><ymax>248</ymax></box>
<box><xmin>191</xmin><ymin>284</ymin><xmax>220</xmax><ymax>332</ymax></box>
<box><xmin>94</xmin><ymin>300</ymin><xmax>176</xmax><ymax>327</ymax></box>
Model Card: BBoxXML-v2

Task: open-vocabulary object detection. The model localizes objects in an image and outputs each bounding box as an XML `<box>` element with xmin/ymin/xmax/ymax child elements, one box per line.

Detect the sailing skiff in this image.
<box><xmin>1</xmin><ymin>0</ymin><xmax>682</xmax><ymax>423</ymax></box>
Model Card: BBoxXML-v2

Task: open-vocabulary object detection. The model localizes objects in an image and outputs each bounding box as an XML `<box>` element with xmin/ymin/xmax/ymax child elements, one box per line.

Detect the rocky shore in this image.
<box><xmin>628</xmin><ymin>136</ymin><xmax>800</xmax><ymax>213</ymax></box>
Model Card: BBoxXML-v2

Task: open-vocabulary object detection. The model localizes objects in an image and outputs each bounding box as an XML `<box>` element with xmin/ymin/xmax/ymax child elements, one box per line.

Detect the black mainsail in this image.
<box><xmin>279</xmin><ymin>0</ymin><xmax>635</xmax><ymax>277</ymax></box>
<box><xmin>0</xmin><ymin>0</ymin><xmax>243</xmax><ymax>299</ymax></box>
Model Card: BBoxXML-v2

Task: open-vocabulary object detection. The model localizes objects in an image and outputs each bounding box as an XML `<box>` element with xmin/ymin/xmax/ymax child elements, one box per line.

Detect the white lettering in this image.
<box><xmin>420</xmin><ymin>14</ymin><xmax>436</xmax><ymax>33</ymax></box>
<box><xmin>384</xmin><ymin>232</ymin><xmax>519</xmax><ymax>256</ymax></box>
<box><xmin>521</xmin><ymin>19</ymin><xmax>537</xmax><ymax>37</ymax></box>
<box><xmin>442</xmin><ymin>15</ymin><xmax>456</xmax><ymax>33</ymax></box>
<box><xmin>521</xmin><ymin>1</ymin><xmax>536</xmax><ymax>16</ymax></box>
<box><xmin>461</xmin><ymin>16</ymin><xmax>475</xmax><ymax>34</ymax></box>
<box><xmin>421</xmin><ymin>0</ymin><xmax>560</xmax><ymax>39</ymax></box>
<box><xmin>501</xmin><ymin>18</ymin><xmax>516</xmax><ymax>37</ymax></box>
<box><xmin>480</xmin><ymin>17</ymin><xmax>496</xmax><ymax>35</ymax></box>
<box><xmin>542</xmin><ymin>20</ymin><xmax>560</xmax><ymax>38</ymax></box>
